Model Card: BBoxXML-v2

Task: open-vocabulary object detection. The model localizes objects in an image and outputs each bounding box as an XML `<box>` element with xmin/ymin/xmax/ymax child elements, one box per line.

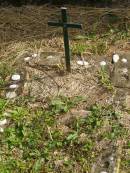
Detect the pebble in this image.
<box><xmin>100</xmin><ymin>61</ymin><xmax>107</xmax><ymax>66</ymax></box>
<box><xmin>77</xmin><ymin>60</ymin><xmax>89</xmax><ymax>66</ymax></box>
<box><xmin>11</xmin><ymin>74</ymin><xmax>21</xmax><ymax>81</ymax></box>
<box><xmin>112</xmin><ymin>54</ymin><xmax>119</xmax><ymax>63</ymax></box>
<box><xmin>32</xmin><ymin>53</ymin><xmax>38</xmax><ymax>58</ymax></box>
<box><xmin>0</xmin><ymin>119</ymin><xmax>7</xmax><ymax>126</ymax></box>
<box><xmin>122</xmin><ymin>68</ymin><xmax>128</xmax><ymax>74</ymax></box>
<box><xmin>9</xmin><ymin>84</ymin><xmax>19</xmax><ymax>89</ymax></box>
<box><xmin>47</xmin><ymin>55</ymin><xmax>54</xmax><ymax>59</ymax></box>
<box><xmin>0</xmin><ymin>127</ymin><xmax>4</xmax><ymax>133</ymax></box>
<box><xmin>100</xmin><ymin>172</ymin><xmax>108</xmax><ymax>173</ymax></box>
<box><xmin>24</xmin><ymin>56</ymin><xmax>31</xmax><ymax>62</ymax></box>
<box><xmin>6</xmin><ymin>91</ymin><xmax>17</xmax><ymax>99</ymax></box>
<box><xmin>121</xmin><ymin>58</ymin><xmax>128</xmax><ymax>63</ymax></box>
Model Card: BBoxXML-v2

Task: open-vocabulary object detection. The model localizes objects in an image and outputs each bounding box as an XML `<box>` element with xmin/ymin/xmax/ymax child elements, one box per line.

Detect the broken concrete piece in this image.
<box><xmin>111</xmin><ymin>52</ymin><xmax>130</xmax><ymax>88</ymax></box>
<box><xmin>32</xmin><ymin>52</ymin><xmax>63</xmax><ymax>66</ymax></box>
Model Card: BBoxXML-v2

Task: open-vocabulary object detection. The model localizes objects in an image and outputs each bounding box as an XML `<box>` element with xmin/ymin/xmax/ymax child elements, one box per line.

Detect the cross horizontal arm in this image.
<box><xmin>48</xmin><ymin>21</ymin><xmax>63</xmax><ymax>27</ymax></box>
<box><xmin>66</xmin><ymin>23</ymin><xmax>82</xmax><ymax>29</ymax></box>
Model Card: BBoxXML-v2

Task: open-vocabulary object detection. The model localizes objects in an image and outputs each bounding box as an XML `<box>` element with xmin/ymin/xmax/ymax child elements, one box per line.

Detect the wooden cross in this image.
<box><xmin>48</xmin><ymin>7</ymin><xmax>82</xmax><ymax>72</ymax></box>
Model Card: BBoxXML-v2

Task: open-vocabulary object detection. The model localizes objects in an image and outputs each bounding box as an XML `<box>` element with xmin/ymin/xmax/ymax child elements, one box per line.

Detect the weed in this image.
<box><xmin>98</xmin><ymin>67</ymin><xmax>114</xmax><ymax>91</ymax></box>
<box><xmin>91</xmin><ymin>40</ymin><xmax>108</xmax><ymax>55</ymax></box>
<box><xmin>50</xmin><ymin>96</ymin><xmax>84</xmax><ymax>114</ymax></box>
<box><xmin>0</xmin><ymin>63</ymin><xmax>13</xmax><ymax>79</ymax></box>
<box><xmin>71</xmin><ymin>43</ymin><xmax>87</xmax><ymax>56</ymax></box>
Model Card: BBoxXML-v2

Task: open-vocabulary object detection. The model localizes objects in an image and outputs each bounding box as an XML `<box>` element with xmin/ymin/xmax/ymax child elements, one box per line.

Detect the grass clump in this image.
<box><xmin>98</xmin><ymin>67</ymin><xmax>114</xmax><ymax>91</ymax></box>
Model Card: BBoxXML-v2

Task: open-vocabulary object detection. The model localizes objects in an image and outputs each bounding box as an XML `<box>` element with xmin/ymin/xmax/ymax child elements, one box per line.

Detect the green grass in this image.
<box><xmin>98</xmin><ymin>67</ymin><xmax>114</xmax><ymax>91</ymax></box>
<box><xmin>0</xmin><ymin>96</ymin><xmax>129</xmax><ymax>173</ymax></box>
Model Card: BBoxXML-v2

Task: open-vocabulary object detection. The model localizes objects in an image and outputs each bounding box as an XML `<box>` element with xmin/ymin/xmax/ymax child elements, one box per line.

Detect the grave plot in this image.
<box><xmin>11</xmin><ymin>51</ymin><xmax>113</xmax><ymax>106</ymax></box>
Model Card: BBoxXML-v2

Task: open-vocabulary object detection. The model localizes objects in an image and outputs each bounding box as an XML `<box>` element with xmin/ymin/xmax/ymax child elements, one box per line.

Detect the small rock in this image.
<box><xmin>24</xmin><ymin>57</ymin><xmax>31</xmax><ymax>62</ymax></box>
<box><xmin>9</xmin><ymin>84</ymin><xmax>19</xmax><ymax>89</ymax></box>
<box><xmin>0</xmin><ymin>119</ymin><xmax>7</xmax><ymax>126</ymax></box>
<box><xmin>32</xmin><ymin>53</ymin><xmax>38</xmax><ymax>58</ymax></box>
<box><xmin>47</xmin><ymin>55</ymin><xmax>53</xmax><ymax>59</ymax></box>
<box><xmin>109</xmin><ymin>155</ymin><xmax>114</xmax><ymax>161</ymax></box>
<box><xmin>6</xmin><ymin>91</ymin><xmax>17</xmax><ymax>99</ymax></box>
<box><xmin>121</xmin><ymin>58</ymin><xmax>128</xmax><ymax>63</ymax></box>
<box><xmin>77</xmin><ymin>60</ymin><xmax>89</xmax><ymax>66</ymax></box>
<box><xmin>100</xmin><ymin>172</ymin><xmax>108</xmax><ymax>173</ymax></box>
<box><xmin>11</xmin><ymin>74</ymin><xmax>21</xmax><ymax>81</ymax></box>
<box><xmin>112</xmin><ymin>54</ymin><xmax>119</xmax><ymax>63</ymax></box>
<box><xmin>100</xmin><ymin>61</ymin><xmax>107</xmax><ymax>66</ymax></box>
<box><xmin>0</xmin><ymin>127</ymin><xmax>4</xmax><ymax>133</ymax></box>
<box><xmin>122</xmin><ymin>68</ymin><xmax>128</xmax><ymax>74</ymax></box>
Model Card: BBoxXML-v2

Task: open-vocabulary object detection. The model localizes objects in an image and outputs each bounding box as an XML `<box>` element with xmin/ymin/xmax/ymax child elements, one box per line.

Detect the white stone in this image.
<box><xmin>6</xmin><ymin>91</ymin><xmax>17</xmax><ymax>99</ymax></box>
<box><xmin>121</xmin><ymin>58</ymin><xmax>128</xmax><ymax>63</ymax></box>
<box><xmin>100</xmin><ymin>172</ymin><xmax>108</xmax><ymax>173</ymax></box>
<box><xmin>24</xmin><ymin>57</ymin><xmax>31</xmax><ymax>62</ymax></box>
<box><xmin>47</xmin><ymin>55</ymin><xmax>54</xmax><ymax>59</ymax></box>
<box><xmin>100</xmin><ymin>61</ymin><xmax>107</xmax><ymax>66</ymax></box>
<box><xmin>77</xmin><ymin>60</ymin><xmax>89</xmax><ymax>66</ymax></box>
<box><xmin>9</xmin><ymin>84</ymin><xmax>19</xmax><ymax>89</ymax></box>
<box><xmin>112</xmin><ymin>54</ymin><xmax>119</xmax><ymax>63</ymax></box>
<box><xmin>32</xmin><ymin>53</ymin><xmax>38</xmax><ymax>58</ymax></box>
<box><xmin>0</xmin><ymin>127</ymin><xmax>4</xmax><ymax>133</ymax></box>
<box><xmin>0</xmin><ymin>119</ymin><xmax>7</xmax><ymax>126</ymax></box>
<box><xmin>11</xmin><ymin>74</ymin><xmax>20</xmax><ymax>81</ymax></box>
<box><xmin>109</xmin><ymin>156</ymin><xmax>114</xmax><ymax>161</ymax></box>
<box><xmin>122</xmin><ymin>68</ymin><xmax>128</xmax><ymax>74</ymax></box>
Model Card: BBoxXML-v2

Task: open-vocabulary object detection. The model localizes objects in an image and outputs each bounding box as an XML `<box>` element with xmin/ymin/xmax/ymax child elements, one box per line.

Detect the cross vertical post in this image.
<box><xmin>61</xmin><ymin>7</ymin><xmax>71</xmax><ymax>72</ymax></box>
<box><xmin>48</xmin><ymin>7</ymin><xmax>82</xmax><ymax>72</ymax></box>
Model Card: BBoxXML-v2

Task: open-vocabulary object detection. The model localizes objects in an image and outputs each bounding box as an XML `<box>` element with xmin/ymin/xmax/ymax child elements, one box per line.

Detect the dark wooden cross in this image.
<box><xmin>48</xmin><ymin>7</ymin><xmax>82</xmax><ymax>72</ymax></box>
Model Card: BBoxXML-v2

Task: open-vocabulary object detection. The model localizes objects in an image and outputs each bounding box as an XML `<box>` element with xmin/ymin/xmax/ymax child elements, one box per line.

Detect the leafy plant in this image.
<box><xmin>50</xmin><ymin>96</ymin><xmax>84</xmax><ymax>114</ymax></box>
<box><xmin>98</xmin><ymin>68</ymin><xmax>114</xmax><ymax>91</ymax></box>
